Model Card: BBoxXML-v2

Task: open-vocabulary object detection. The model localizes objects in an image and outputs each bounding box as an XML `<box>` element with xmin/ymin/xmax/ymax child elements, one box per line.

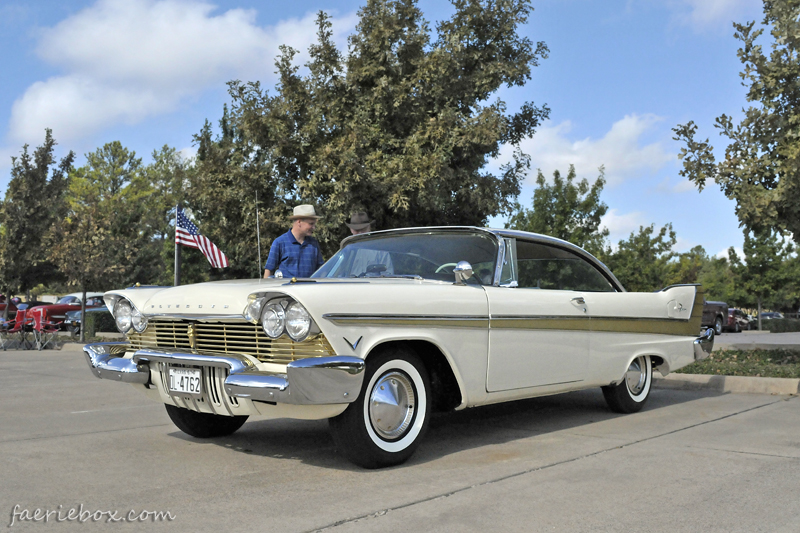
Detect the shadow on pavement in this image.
<box><xmin>167</xmin><ymin>386</ymin><xmax>723</xmax><ymax>471</ymax></box>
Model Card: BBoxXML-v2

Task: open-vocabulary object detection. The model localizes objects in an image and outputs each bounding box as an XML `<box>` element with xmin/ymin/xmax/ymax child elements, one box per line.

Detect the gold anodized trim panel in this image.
<box><xmin>127</xmin><ymin>320</ymin><xmax>334</xmax><ymax>364</ymax></box>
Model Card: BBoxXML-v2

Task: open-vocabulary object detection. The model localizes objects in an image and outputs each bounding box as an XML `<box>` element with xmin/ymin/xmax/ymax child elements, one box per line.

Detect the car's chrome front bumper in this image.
<box><xmin>82</xmin><ymin>342</ymin><xmax>365</xmax><ymax>405</ymax></box>
<box><xmin>693</xmin><ymin>328</ymin><xmax>714</xmax><ymax>360</ymax></box>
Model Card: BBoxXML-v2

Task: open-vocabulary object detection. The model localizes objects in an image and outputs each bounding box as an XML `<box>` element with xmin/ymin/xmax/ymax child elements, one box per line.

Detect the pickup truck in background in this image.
<box><xmin>702</xmin><ymin>300</ymin><xmax>728</xmax><ymax>335</ymax></box>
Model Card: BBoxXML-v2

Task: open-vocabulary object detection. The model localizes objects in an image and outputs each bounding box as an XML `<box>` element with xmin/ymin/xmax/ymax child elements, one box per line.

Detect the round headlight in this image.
<box><xmin>244</xmin><ymin>297</ymin><xmax>265</xmax><ymax>324</ymax></box>
<box><xmin>261</xmin><ymin>302</ymin><xmax>286</xmax><ymax>338</ymax></box>
<box><xmin>285</xmin><ymin>302</ymin><xmax>311</xmax><ymax>341</ymax></box>
<box><xmin>131</xmin><ymin>306</ymin><xmax>148</xmax><ymax>333</ymax></box>
<box><xmin>114</xmin><ymin>299</ymin><xmax>133</xmax><ymax>333</ymax></box>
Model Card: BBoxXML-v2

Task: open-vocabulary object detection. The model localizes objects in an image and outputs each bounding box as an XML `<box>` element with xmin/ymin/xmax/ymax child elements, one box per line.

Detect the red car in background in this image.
<box><xmin>28</xmin><ymin>292</ymin><xmax>106</xmax><ymax>325</ymax></box>
<box><xmin>725</xmin><ymin>308</ymin><xmax>751</xmax><ymax>332</ymax></box>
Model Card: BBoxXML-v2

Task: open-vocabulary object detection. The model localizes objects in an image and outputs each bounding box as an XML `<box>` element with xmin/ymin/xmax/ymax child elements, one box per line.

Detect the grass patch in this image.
<box><xmin>676</xmin><ymin>349</ymin><xmax>800</xmax><ymax>379</ymax></box>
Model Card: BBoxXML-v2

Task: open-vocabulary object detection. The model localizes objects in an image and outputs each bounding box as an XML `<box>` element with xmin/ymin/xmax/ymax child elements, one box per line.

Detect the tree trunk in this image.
<box><xmin>79</xmin><ymin>284</ymin><xmax>86</xmax><ymax>343</ymax></box>
<box><xmin>757</xmin><ymin>295</ymin><xmax>762</xmax><ymax>331</ymax></box>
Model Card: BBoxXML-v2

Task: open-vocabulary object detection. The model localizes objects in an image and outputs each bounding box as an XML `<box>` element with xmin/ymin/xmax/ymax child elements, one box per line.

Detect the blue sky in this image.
<box><xmin>0</xmin><ymin>0</ymin><xmax>766</xmax><ymax>257</ymax></box>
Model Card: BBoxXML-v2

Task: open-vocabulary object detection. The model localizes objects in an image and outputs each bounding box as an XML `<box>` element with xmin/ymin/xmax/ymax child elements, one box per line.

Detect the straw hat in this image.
<box><xmin>289</xmin><ymin>204</ymin><xmax>322</xmax><ymax>220</ymax></box>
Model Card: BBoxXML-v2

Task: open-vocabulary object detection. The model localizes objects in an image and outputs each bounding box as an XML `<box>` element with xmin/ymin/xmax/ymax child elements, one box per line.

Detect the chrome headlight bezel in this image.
<box><xmin>243</xmin><ymin>296</ymin><xmax>266</xmax><ymax>324</ymax></box>
<box><xmin>285</xmin><ymin>301</ymin><xmax>312</xmax><ymax>342</ymax></box>
<box><xmin>113</xmin><ymin>299</ymin><xmax>133</xmax><ymax>333</ymax></box>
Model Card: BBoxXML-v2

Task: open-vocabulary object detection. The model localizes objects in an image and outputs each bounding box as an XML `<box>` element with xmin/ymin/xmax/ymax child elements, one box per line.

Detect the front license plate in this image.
<box><xmin>168</xmin><ymin>368</ymin><xmax>202</xmax><ymax>395</ymax></box>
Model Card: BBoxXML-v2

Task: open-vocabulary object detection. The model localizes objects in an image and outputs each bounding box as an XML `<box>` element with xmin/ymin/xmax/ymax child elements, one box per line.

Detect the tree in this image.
<box><xmin>666</xmin><ymin>245</ymin><xmax>708</xmax><ymax>286</ymax></box>
<box><xmin>207</xmin><ymin>0</ymin><xmax>549</xmax><ymax>257</ymax></box>
<box><xmin>48</xmin><ymin>142</ymin><xmax>160</xmax><ymax>339</ymax></box>
<box><xmin>602</xmin><ymin>224</ymin><xmax>677</xmax><ymax>292</ymax></box>
<box><xmin>0</xmin><ymin>130</ymin><xmax>73</xmax><ymax>306</ymax></box>
<box><xmin>728</xmin><ymin>227</ymin><xmax>796</xmax><ymax>328</ymax></box>
<box><xmin>673</xmin><ymin>1</ymin><xmax>800</xmax><ymax>241</ymax></box>
<box><xmin>506</xmin><ymin>165</ymin><xmax>608</xmax><ymax>255</ymax></box>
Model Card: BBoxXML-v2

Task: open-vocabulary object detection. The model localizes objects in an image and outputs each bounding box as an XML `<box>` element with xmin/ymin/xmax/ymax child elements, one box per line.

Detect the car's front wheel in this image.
<box><xmin>602</xmin><ymin>355</ymin><xmax>652</xmax><ymax>413</ymax></box>
<box><xmin>164</xmin><ymin>404</ymin><xmax>248</xmax><ymax>438</ymax></box>
<box><xmin>329</xmin><ymin>347</ymin><xmax>431</xmax><ymax>468</ymax></box>
<box><xmin>714</xmin><ymin>316</ymin><xmax>723</xmax><ymax>335</ymax></box>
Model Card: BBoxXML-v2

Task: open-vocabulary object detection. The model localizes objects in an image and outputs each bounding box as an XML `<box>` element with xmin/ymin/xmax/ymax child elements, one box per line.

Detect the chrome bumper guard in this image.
<box><xmin>693</xmin><ymin>328</ymin><xmax>714</xmax><ymax>360</ymax></box>
<box><xmin>82</xmin><ymin>342</ymin><xmax>365</xmax><ymax>405</ymax></box>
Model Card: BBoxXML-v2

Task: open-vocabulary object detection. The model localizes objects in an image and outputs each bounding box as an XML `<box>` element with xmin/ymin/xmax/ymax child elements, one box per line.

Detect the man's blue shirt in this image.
<box><xmin>265</xmin><ymin>230</ymin><xmax>324</xmax><ymax>278</ymax></box>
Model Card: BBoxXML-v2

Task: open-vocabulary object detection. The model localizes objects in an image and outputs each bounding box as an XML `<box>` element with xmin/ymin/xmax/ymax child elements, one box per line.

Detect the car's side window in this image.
<box><xmin>513</xmin><ymin>240</ymin><xmax>615</xmax><ymax>292</ymax></box>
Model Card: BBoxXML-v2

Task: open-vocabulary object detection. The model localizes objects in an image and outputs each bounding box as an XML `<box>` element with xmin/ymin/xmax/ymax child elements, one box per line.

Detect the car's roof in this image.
<box><xmin>62</xmin><ymin>292</ymin><xmax>105</xmax><ymax>299</ymax></box>
<box><xmin>340</xmin><ymin>225</ymin><xmax>625</xmax><ymax>292</ymax></box>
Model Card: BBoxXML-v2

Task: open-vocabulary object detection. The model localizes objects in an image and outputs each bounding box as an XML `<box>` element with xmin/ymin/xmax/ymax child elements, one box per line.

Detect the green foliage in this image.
<box><xmin>601</xmin><ymin>224</ymin><xmax>677</xmax><ymax>292</ymax></box>
<box><xmin>673</xmin><ymin>0</ymin><xmax>800</xmax><ymax>241</ymax></box>
<box><xmin>201</xmin><ymin>1</ymin><xmax>549</xmax><ymax>257</ymax></box>
<box><xmin>676</xmin><ymin>348</ymin><xmax>800</xmax><ymax>378</ymax></box>
<box><xmin>84</xmin><ymin>309</ymin><xmax>116</xmax><ymax>336</ymax></box>
<box><xmin>506</xmin><ymin>165</ymin><xmax>608</xmax><ymax>255</ymax></box>
<box><xmin>762</xmin><ymin>318</ymin><xmax>800</xmax><ymax>332</ymax></box>
<box><xmin>698</xmin><ymin>256</ymin><xmax>738</xmax><ymax>303</ymax></box>
<box><xmin>48</xmin><ymin>142</ymin><xmax>160</xmax><ymax>291</ymax></box>
<box><xmin>728</xmin><ymin>227</ymin><xmax>797</xmax><ymax>311</ymax></box>
<box><xmin>0</xmin><ymin>129</ymin><xmax>73</xmax><ymax>297</ymax></box>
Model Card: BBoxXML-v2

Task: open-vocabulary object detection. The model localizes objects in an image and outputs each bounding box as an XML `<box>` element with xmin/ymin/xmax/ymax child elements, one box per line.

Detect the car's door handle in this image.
<box><xmin>571</xmin><ymin>297</ymin><xmax>587</xmax><ymax>313</ymax></box>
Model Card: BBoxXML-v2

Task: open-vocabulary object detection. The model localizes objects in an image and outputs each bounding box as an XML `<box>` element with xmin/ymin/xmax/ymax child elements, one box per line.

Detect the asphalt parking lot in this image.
<box><xmin>2</xmin><ymin>345</ymin><xmax>799</xmax><ymax>532</ymax></box>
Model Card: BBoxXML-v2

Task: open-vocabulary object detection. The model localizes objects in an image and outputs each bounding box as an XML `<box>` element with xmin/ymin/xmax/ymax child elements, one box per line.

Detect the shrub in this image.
<box><xmin>84</xmin><ymin>310</ymin><xmax>116</xmax><ymax>336</ymax></box>
<box><xmin>762</xmin><ymin>318</ymin><xmax>800</xmax><ymax>333</ymax></box>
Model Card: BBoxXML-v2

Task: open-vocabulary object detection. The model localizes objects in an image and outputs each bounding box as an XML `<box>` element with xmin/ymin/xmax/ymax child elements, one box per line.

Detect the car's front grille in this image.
<box><xmin>127</xmin><ymin>320</ymin><xmax>334</xmax><ymax>364</ymax></box>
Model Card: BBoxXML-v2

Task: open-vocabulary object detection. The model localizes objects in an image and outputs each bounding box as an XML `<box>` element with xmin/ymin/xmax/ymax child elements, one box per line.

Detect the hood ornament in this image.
<box><xmin>187</xmin><ymin>323</ymin><xmax>198</xmax><ymax>352</ymax></box>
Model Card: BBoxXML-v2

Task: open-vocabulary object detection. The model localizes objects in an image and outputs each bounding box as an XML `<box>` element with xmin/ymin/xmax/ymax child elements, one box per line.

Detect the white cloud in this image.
<box><xmin>718</xmin><ymin>246</ymin><xmax>743</xmax><ymax>260</ymax></box>
<box><xmin>670</xmin><ymin>0</ymin><xmax>761</xmax><ymax>29</ymax></box>
<box><xmin>8</xmin><ymin>0</ymin><xmax>357</xmax><ymax>145</ymax></box>
<box><xmin>505</xmin><ymin>114</ymin><xmax>675</xmax><ymax>187</ymax></box>
<box><xmin>656</xmin><ymin>176</ymin><xmax>699</xmax><ymax>194</ymax></box>
<box><xmin>600</xmin><ymin>208</ymin><xmax>646</xmax><ymax>240</ymax></box>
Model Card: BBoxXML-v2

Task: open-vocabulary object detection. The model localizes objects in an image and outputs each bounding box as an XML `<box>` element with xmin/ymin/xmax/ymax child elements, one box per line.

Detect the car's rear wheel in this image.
<box><xmin>714</xmin><ymin>316</ymin><xmax>723</xmax><ymax>335</ymax></box>
<box><xmin>164</xmin><ymin>404</ymin><xmax>248</xmax><ymax>438</ymax></box>
<box><xmin>602</xmin><ymin>355</ymin><xmax>652</xmax><ymax>414</ymax></box>
<box><xmin>734</xmin><ymin>321</ymin><xmax>740</xmax><ymax>333</ymax></box>
<box><xmin>329</xmin><ymin>347</ymin><xmax>431</xmax><ymax>469</ymax></box>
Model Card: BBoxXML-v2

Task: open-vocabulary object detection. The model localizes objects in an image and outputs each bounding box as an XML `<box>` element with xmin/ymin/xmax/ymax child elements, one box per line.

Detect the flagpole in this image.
<box><xmin>174</xmin><ymin>204</ymin><xmax>181</xmax><ymax>286</ymax></box>
<box><xmin>256</xmin><ymin>192</ymin><xmax>262</xmax><ymax>279</ymax></box>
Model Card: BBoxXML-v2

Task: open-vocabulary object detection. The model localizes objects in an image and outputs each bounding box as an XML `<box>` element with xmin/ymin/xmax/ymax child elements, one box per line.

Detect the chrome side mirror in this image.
<box><xmin>453</xmin><ymin>261</ymin><xmax>473</xmax><ymax>285</ymax></box>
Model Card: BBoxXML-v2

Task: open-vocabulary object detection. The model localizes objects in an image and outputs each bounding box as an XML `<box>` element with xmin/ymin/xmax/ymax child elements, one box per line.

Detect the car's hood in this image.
<box><xmin>106</xmin><ymin>277</ymin><xmax>460</xmax><ymax>319</ymax></box>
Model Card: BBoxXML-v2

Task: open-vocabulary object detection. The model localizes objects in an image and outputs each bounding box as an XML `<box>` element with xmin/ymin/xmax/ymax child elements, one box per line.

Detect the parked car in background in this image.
<box><xmin>725</xmin><ymin>308</ymin><xmax>751</xmax><ymax>332</ymax></box>
<box><xmin>702</xmin><ymin>301</ymin><xmax>728</xmax><ymax>335</ymax></box>
<box><xmin>28</xmin><ymin>292</ymin><xmax>105</xmax><ymax>326</ymax></box>
<box><xmin>82</xmin><ymin>226</ymin><xmax>714</xmax><ymax>468</ymax></box>
<box><xmin>65</xmin><ymin>306</ymin><xmax>112</xmax><ymax>336</ymax></box>
<box><xmin>759</xmin><ymin>311</ymin><xmax>784</xmax><ymax>320</ymax></box>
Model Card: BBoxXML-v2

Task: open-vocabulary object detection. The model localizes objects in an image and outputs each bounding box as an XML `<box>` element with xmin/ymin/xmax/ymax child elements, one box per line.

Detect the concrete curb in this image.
<box><xmin>715</xmin><ymin>343</ymin><xmax>800</xmax><ymax>351</ymax></box>
<box><xmin>654</xmin><ymin>373</ymin><xmax>799</xmax><ymax>395</ymax></box>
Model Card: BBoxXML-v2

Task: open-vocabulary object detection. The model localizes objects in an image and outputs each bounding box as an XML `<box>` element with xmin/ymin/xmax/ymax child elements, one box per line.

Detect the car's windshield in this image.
<box><xmin>312</xmin><ymin>232</ymin><xmax>498</xmax><ymax>284</ymax></box>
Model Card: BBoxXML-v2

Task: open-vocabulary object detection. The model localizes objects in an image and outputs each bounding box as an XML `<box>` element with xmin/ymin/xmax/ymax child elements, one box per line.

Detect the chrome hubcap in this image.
<box><xmin>626</xmin><ymin>356</ymin><xmax>647</xmax><ymax>395</ymax></box>
<box><xmin>369</xmin><ymin>371</ymin><xmax>415</xmax><ymax>440</ymax></box>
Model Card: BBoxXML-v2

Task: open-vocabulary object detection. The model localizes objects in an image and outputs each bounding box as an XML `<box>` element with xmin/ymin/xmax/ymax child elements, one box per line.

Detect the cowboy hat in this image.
<box><xmin>346</xmin><ymin>211</ymin><xmax>375</xmax><ymax>231</ymax></box>
<box><xmin>289</xmin><ymin>204</ymin><xmax>322</xmax><ymax>219</ymax></box>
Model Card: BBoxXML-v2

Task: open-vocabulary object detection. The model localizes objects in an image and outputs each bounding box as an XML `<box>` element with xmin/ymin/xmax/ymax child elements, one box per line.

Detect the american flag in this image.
<box><xmin>175</xmin><ymin>208</ymin><xmax>229</xmax><ymax>268</ymax></box>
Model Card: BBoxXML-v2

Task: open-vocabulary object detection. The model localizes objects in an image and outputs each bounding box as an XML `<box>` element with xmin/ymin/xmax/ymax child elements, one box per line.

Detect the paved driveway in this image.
<box><xmin>1</xmin><ymin>346</ymin><xmax>798</xmax><ymax>532</ymax></box>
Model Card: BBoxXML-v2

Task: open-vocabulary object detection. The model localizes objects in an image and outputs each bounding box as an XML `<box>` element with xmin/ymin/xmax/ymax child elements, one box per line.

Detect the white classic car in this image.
<box><xmin>83</xmin><ymin>227</ymin><xmax>713</xmax><ymax>468</ymax></box>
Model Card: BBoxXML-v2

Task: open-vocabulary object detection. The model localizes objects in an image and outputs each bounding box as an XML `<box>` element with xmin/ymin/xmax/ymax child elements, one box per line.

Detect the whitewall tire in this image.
<box><xmin>602</xmin><ymin>355</ymin><xmax>653</xmax><ymax>414</ymax></box>
<box><xmin>329</xmin><ymin>347</ymin><xmax>431</xmax><ymax>468</ymax></box>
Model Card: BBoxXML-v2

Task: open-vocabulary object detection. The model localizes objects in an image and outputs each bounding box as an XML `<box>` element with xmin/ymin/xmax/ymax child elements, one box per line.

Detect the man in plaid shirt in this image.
<box><xmin>263</xmin><ymin>205</ymin><xmax>325</xmax><ymax>279</ymax></box>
